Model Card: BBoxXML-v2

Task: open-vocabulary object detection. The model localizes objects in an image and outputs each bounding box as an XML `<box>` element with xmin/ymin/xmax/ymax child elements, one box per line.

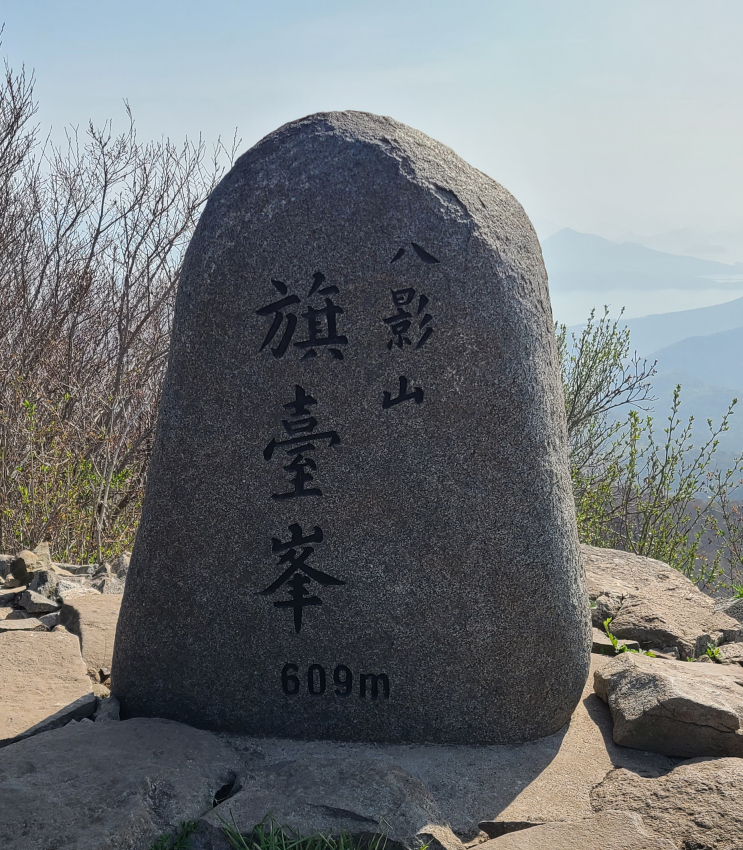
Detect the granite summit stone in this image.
<box><xmin>112</xmin><ymin>111</ymin><xmax>590</xmax><ymax>743</ymax></box>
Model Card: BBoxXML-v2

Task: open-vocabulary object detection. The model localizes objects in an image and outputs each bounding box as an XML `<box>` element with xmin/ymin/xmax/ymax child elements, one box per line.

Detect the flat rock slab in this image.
<box><xmin>60</xmin><ymin>593</ymin><xmax>121</xmax><ymax>673</ymax></box>
<box><xmin>195</xmin><ymin>755</ymin><xmax>458</xmax><ymax>850</ymax></box>
<box><xmin>594</xmin><ymin>652</ymin><xmax>743</xmax><ymax>758</ymax></box>
<box><xmin>479</xmin><ymin>810</ymin><xmax>674</xmax><ymax>849</ymax></box>
<box><xmin>717</xmin><ymin>641</ymin><xmax>743</xmax><ymax>664</ymax></box>
<box><xmin>0</xmin><ymin>617</ymin><xmax>45</xmax><ymax>632</ymax></box>
<box><xmin>0</xmin><ymin>629</ymin><xmax>93</xmax><ymax>745</ymax></box>
<box><xmin>591</xmin><ymin>757</ymin><xmax>743</xmax><ymax>850</ymax></box>
<box><xmin>204</xmin><ymin>655</ymin><xmax>674</xmax><ymax>844</ymax></box>
<box><xmin>0</xmin><ymin>718</ymin><xmax>243</xmax><ymax>850</ymax></box>
<box><xmin>18</xmin><ymin>588</ymin><xmax>59</xmax><ymax>613</ymax></box>
<box><xmin>0</xmin><ymin>587</ymin><xmax>23</xmax><ymax>605</ymax></box>
<box><xmin>583</xmin><ymin>545</ymin><xmax>742</xmax><ymax>658</ymax></box>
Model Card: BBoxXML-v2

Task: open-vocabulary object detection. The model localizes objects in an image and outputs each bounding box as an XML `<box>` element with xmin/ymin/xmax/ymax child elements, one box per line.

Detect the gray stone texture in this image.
<box><xmin>591</xmin><ymin>626</ymin><xmax>640</xmax><ymax>655</ymax></box>
<box><xmin>583</xmin><ymin>545</ymin><xmax>742</xmax><ymax>658</ymax></box>
<box><xmin>591</xmin><ymin>758</ymin><xmax>743</xmax><ymax>850</ymax></box>
<box><xmin>110</xmin><ymin>552</ymin><xmax>131</xmax><ymax>578</ymax></box>
<box><xmin>112</xmin><ymin>111</ymin><xmax>589</xmax><ymax>744</ymax></box>
<box><xmin>194</xmin><ymin>756</ymin><xmax>461</xmax><ymax>850</ymax></box>
<box><xmin>0</xmin><ymin>617</ymin><xmax>45</xmax><ymax>631</ymax></box>
<box><xmin>56</xmin><ymin>578</ymin><xmax>100</xmax><ymax>602</ymax></box>
<box><xmin>94</xmin><ymin>695</ymin><xmax>121</xmax><ymax>722</ymax></box>
<box><xmin>87</xmin><ymin>560</ymin><xmax>127</xmax><ymax>594</ymax></box>
<box><xmin>16</xmin><ymin>692</ymin><xmax>97</xmax><ymax>740</ymax></box>
<box><xmin>39</xmin><ymin>610</ymin><xmax>61</xmax><ymax>629</ymax></box>
<box><xmin>0</xmin><ymin>718</ymin><xmax>243</xmax><ymax>850</ymax></box>
<box><xmin>0</xmin><ymin>587</ymin><xmax>19</xmax><ymax>605</ymax></box>
<box><xmin>0</xmin><ymin>654</ymin><xmax>679</xmax><ymax>848</ymax></box>
<box><xmin>717</xmin><ymin>641</ymin><xmax>743</xmax><ymax>664</ymax></box>
<box><xmin>10</xmin><ymin>549</ymin><xmax>36</xmax><ymax>585</ymax></box>
<box><xmin>0</xmin><ymin>554</ymin><xmax>12</xmax><ymax>578</ymax></box>
<box><xmin>54</xmin><ymin>561</ymin><xmax>98</xmax><ymax>576</ymax></box>
<box><xmin>28</xmin><ymin>567</ymin><xmax>58</xmax><ymax>598</ymax></box>
<box><xmin>33</xmin><ymin>540</ymin><xmax>52</xmax><ymax>570</ymax></box>
<box><xmin>715</xmin><ymin>595</ymin><xmax>743</xmax><ymax>623</ymax></box>
<box><xmin>594</xmin><ymin>652</ymin><xmax>743</xmax><ymax>757</ymax></box>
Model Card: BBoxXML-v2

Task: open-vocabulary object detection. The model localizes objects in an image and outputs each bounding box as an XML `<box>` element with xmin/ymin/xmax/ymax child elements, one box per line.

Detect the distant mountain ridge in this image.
<box><xmin>650</xmin><ymin>327</ymin><xmax>743</xmax><ymax>391</ymax></box>
<box><xmin>543</xmin><ymin>228</ymin><xmax>743</xmax><ymax>293</ymax></box>
<box><xmin>549</xmin><ymin>228</ymin><xmax>743</xmax><ymax>455</ymax></box>
<box><xmin>623</xmin><ymin>298</ymin><xmax>743</xmax><ymax>356</ymax></box>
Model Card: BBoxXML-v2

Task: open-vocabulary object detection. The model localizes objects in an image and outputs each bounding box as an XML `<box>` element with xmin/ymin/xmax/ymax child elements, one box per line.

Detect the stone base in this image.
<box><xmin>194</xmin><ymin>655</ymin><xmax>675</xmax><ymax>848</ymax></box>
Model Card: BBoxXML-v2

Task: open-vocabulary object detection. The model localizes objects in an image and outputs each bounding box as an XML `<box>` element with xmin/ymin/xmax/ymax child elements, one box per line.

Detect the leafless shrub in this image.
<box><xmin>0</xmin><ymin>45</ymin><xmax>236</xmax><ymax>561</ymax></box>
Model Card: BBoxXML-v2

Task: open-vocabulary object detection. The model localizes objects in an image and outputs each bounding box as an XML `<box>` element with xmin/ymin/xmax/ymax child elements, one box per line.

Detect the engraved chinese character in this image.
<box><xmin>382</xmin><ymin>375</ymin><xmax>424</xmax><ymax>409</ymax></box>
<box><xmin>264</xmin><ymin>385</ymin><xmax>340</xmax><ymax>499</ymax></box>
<box><xmin>258</xmin><ymin>523</ymin><xmax>344</xmax><ymax>633</ymax></box>
<box><xmin>390</xmin><ymin>242</ymin><xmax>440</xmax><ymax>265</ymax></box>
<box><xmin>256</xmin><ymin>272</ymin><xmax>348</xmax><ymax>360</ymax></box>
<box><xmin>383</xmin><ymin>288</ymin><xmax>434</xmax><ymax>350</ymax></box>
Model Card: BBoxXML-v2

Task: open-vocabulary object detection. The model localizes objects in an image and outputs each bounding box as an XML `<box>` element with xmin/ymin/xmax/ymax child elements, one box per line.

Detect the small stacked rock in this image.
<box><xmin>1</xmin><ymin>544</ymin><xmax>130</xmax><ymax>624</ymax></box>
<box><xmin>1</xmin><ymin>543</ymin><xmax>130</xmax><ymax>700</ymax></box>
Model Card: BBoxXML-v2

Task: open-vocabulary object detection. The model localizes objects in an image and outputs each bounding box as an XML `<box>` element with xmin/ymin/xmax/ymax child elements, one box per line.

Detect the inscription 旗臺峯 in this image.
<box><xmin>257</xmin><ymin>245</ymin><xmax>441</xmax><ymax>634</ymax></box>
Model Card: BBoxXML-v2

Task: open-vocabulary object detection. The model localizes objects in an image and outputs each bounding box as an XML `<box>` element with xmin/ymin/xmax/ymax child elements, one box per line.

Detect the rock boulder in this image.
<box><xmin>0</xmin><ymin>718</ymin><xmax>243</xmax><ymax>850</ymax></box>
<box><xmin>591</xmin><ymin>757</ymin><xmax>743</xmax><ymax>850</ymax></box>
<box><xmin>583</xmin><ymin>545</ymin><xmax>742</xmax><ymax>658</ymax></box>
<box><xmin>477</xmin><ymin>811</ymin><xmax>674</xmax><ymax>850</ymax></box>
<box><xmin>594</xmin><ymin>652</ymin><xmax>743</xmax><ymax>757</ymax></box>
<box><xmin>715</xmin><ymin>595</ymin><xmax>743</xmax><ymax>624</ymax></box>
<box><xmin>60</xmin><ymin>593</ymin><xmax>122</xmax><ymax>673</ymax></box>
<box><xmin>113</xmin><ymin>110</ymin><xmax>590</xmax><ymax>744</ymax></box>
<box><xmin>0</xmin><ymin>628</ymin><xmax>94</xmax><ymax>745</ymax></box>
<box><xmin>19</xmin><ymin>588</ymin><xmax>59</xmax><ymax>613</ymax></box>
<box><xmin>194</xmin><ymin>755</ymin><xmax>459</xmax><ymax>850</ymax></box>
<box><xmin>10</xmin><ymin>549</ymin><xmax>37</xmax><ymax>585</ymax></box>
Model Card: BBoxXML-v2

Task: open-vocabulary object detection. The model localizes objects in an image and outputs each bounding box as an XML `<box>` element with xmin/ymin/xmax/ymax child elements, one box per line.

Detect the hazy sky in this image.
<box><xmin>3</xmin><ymin>1</ymin><xmax>742</xmax><ymax>244</ymax></box>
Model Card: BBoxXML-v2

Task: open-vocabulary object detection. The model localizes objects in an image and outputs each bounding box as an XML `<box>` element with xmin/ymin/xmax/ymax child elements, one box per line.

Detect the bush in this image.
<box><xmin>0</xmin><ymin>44</ymin><xmax>235</xmax><ymax>562</ymax></box>
<box><xmin>559</xmin><ymin>308</ymin><xmax>742</xmax><ymax>591</ymax></box>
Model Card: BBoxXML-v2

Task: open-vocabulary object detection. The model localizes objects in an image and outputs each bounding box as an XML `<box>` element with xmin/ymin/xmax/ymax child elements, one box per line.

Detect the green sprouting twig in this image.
<box><xmin>603</xmin><ymin>617</ymin><xmax>621</xmax><ymax>652</ymax></box>
<box><xmin>603</xmin><ymin>618</ymin><xmax>655</xmax><ymax>657</ymax></box>
<box><xmin>706</xmin><ymin>643</ymin><xmax>723</xmax><ymax>663</ymax></box>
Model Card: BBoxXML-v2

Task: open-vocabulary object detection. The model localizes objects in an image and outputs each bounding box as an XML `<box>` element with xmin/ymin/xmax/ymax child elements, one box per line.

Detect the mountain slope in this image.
<box><xmin>623</xmin><ymin>299</ymin><xmax>743</xmax><ymax>355</ymax></box>
<box><xmin>650</xmin><ymin>327</ymin><xmax>743</xmax><ymax>391</ymax></box>
<box><xmin>543</xmin><ymin>228</ymin><xmax>743</xmax><ymax>292</ymax></box>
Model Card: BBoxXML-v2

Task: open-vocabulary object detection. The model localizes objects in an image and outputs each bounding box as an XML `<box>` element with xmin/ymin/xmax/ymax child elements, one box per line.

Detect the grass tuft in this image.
<box><xmin>148</xmin><ymin>822</ymin><xmax>198</xmax><ymax>850</ymax></box>
<box><xmin>219</xmin><ymin>816</ymin><xmax>394</xmax><ymax>850</ymax></box>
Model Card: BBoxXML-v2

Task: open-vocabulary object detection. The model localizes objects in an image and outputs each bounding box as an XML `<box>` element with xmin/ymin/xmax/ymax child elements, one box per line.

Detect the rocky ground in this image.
<box><xmin>2</xmin><ymin>544</ymin><xmax>743</xmax><ymax>849</ymax></box>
